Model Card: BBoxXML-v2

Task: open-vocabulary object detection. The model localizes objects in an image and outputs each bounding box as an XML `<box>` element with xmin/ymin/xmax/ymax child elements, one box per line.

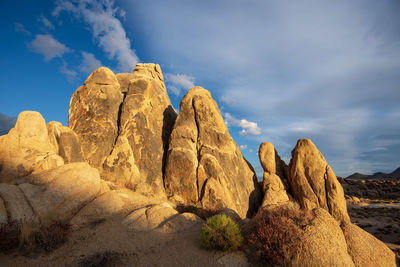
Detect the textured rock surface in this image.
<box><xmin>341</xmin><ymin>222</ymin><xmax>397</xmax><ymax>267</ymax></box>
<box><xmin>0</xmin><ymin>183</ymin><xmax>38</xmax><ymax>224</ymax></box>
<box><xmin>104</xmin><ymin>63</ymin><xmax>177</xmax><ymax>196</ymax></box>
<box><xmin>17</xmin><ymin>162</ymin><xmax>106</xmax><ymax>225</ymax></box>
<box><xmin>116</xmin><ymin>73</ymin><xmax>135</xmax><ymax>93</ymax></box>
<box><xmin>0</xmin><ymin>111</ymin><xmax>64</xmax><ymax>183</ymax></box>
<box><xmin>0</xmin><ymin>197</ymin><xmax>6</xmax><ymax>224</ymax></box>
<box><xmin>288</xmin><ymin>139</ymin><xmax>350</xmax><ymax>222</ymax></box>
<box><xmin>47</xmin><ymin>121</ymin><xmax>85</xmax><ymax>164</ymax></box>
<box><xmin>68</xmin><ymin>67</ymin><xmax>123</xmax><ymax>169</ymax></box>
<box><xmin>164</xmin><ymin>87</ymin><xmax>261</xmax><ymax>218</ymax></box>
<box><xmin>291</xmin><ymin>208</ymin><xmax>355</xmax><ymax>266</ymax></box>
<box><xmin>123</xmin><ymin>202</ymin><xmax>178</xmax><ymax>232</ymax></box>
<box><xmin>258</xmin><ymin>142</ymin><xmax>290</xmax><ymax>207</ymax></box>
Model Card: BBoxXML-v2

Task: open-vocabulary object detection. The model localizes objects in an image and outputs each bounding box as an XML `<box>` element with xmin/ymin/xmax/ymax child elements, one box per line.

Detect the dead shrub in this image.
<box><xmin>79</xmin><ymin>251</ymin><xmax>123</xmax><ymax>267</ymax></box>
<box><xmin>0</xmin><ymin>220</ymin><xmax>71</xmax><ymax>254</ymax></box>
<box><xmin>0</xmin><ymin>221</ymin><xmax>20</xmax><ymax>251</ymax></box>
<box><xmin>247</xmin><ymin>205</ymin><xmax>314</xmax><ymax>266</ymax></box>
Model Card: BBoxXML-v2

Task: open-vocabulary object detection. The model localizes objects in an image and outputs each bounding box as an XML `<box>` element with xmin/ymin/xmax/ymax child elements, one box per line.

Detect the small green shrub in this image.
<box><xmin>200</xmin><ymin>214</ymin><xmax>243</xmax><ymax>251</ymax></box>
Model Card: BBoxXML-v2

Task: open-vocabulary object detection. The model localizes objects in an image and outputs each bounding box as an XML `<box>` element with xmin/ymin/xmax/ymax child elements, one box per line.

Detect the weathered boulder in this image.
<box><xmin>68</xmin><ymin>67</ymin><xmax>123</xmax><ymax>169</ymax></box>
<box><xmin>70</xmin><ymin>189</ymin><xmax>155</xmax><ymax>228</ymax></box>
<box><xmin>0</xmin><ymin>183</ymin><xmax>39</xmax><ymax>224</ymax></box>
<box><xmin>17</xmin><ymin>162</ymin><xmax>108</xmax><ymax>225</ymax></box>
<box><xmin>0</xmin><ymin>197</ymin><xmax>7</xmax><ymax>224</ymax></box>
<box><xmin>123</xmin><ymin>202</ymin><xmax>178</xmax><ymax>232</ymax></box>
<box><xmin>291</xmin><ymin>208</ymin><xmax>355</xmax><ymax>266</ymax></box>
<box><xmin>287</xmin><ymin>139</ymin><xmax>350</xmax><ymax>222</ymax></box>
<box><xmin>160</xmin><ymin>212</ymin><xmax>203</xmax><ymax>234</ymax></box>
<box><xmin>0</xmin><ymin>111</ymin><xmax>64</xmax><ymax>183</ymax></box>
<box><xmin>341</xmin><ymin>222</ymin><xmax>397</xmax><ymax>267</ymax></box>
<box><xmin>258</xmin><ymin>142</ymin><xmax>290</xmax><ymax>207</ymax></box>
<box><xmin>164</xmin><ymin>87</ymin><xmax>262</xmax><ymax>218</ymax></box>
<box><xmin>103</xmin><ymin>63</ymin><xmax>177</xmax><ymax>196</ymax></box>
<box><xmin>47</xmin><ymin>121</ymin><xmax>85</xmax><ymax>164</ymax></box>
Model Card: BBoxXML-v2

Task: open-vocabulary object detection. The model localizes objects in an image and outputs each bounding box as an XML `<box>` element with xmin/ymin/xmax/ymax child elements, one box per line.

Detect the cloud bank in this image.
<box><xmin>123</xmin><ymin>0</ymin><xmax>400</xmax><ymax>176</ymax></box>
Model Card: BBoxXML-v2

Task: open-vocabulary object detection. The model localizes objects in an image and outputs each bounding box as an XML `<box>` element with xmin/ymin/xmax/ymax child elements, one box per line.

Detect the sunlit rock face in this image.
<box><xmin>0</xmin><ymin>111</ymin><xmax>64</xmax><ymax>183</ymax></box>
<box><xmin>258</xmin><ymin>142</ymin><xmax>290</xmax><ymax>208</ymax></box>
<box><xmin>164</xmin><ymin>86</ymin><xmax>262</xmax><ymax>218</ymax></box>
<box><xmin>287</xmin><ymin>139</ymin><xmax>350</xmax><ymax>223</ymax></box>
<box><xmin>69</xmin><ymin>64</ymin><xmax>177</xmax><ymax>197</ymax></box>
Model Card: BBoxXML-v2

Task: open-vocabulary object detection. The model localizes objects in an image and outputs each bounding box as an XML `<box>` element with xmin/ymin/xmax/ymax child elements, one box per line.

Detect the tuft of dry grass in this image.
<box><xmin>176</xmin><ymin>203</ymin><xmax>220</xmax><ymax>220</ymax></box>
<box><xmin>246</xmin><ymin>205</ymin><xmax>314</xmax><ymax>266</ymax></box>
<box><xmin>0</xmin><ymin>220</ymin><xmax>71</xmax><ymax>254</ymax></box>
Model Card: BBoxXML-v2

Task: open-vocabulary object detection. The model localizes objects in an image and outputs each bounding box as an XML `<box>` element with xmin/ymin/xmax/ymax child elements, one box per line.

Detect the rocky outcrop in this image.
<box><xmin>164</xmin><ymin>87</ymin><xmax>261</xmax><ymax>218</ymax></box>
<box><xmin>68</xmin><ymin>67</ymin><xmax>123</xmax><ymax>169</ymax></box>
<box><xmin>291</xmin><ymin>209</ymin><xmax>355</xmax><ymax>266</ymax></box>
<box><xmin>0</xmin><ymin>111</ymin><xmax>64</xmax><ymax>183</ymax></box>
<box><xmin>287</xmin><ymin>139</ymin><xmax>349</xmax><ymax>222</ymax></box>
<box><xmin>104</xmin><ymin>63</ymin><xmax>177</xmax><ymax>196</ymax></box>
<box><xmin>0</xmin><ymin>183</ymin><xmax>39</xmax><ymax>224</ymax></box>
<box><xmin>341</xmin><ymin>222</ymin><xmax>397</xmax><ymax>267</ymax></box>
<box><xmin>17</xmin><ymin>162</ymin><xmax>108</xmax><ymax>225</ymax></box>
<box><xmin>47</xmin><ymin>121</ymin><xmax>85</xmax><ymax>164</ymax></box>
<box><xmin>258</xmin><ymin>142</ymin><xmax>290</xmax><ymax>208</ymax></box>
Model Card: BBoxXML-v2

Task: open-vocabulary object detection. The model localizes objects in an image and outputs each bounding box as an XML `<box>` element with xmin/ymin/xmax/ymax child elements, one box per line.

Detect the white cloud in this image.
<box><xmin>38</xmin><ymin>14</ymin><xmax>55</xmax><ymax>30</ymax></box>
<box><xmin>59</xmin><ymin>61</ymin><xmax>78</xmax><ymax>83</ymax></box>
<box><xmin>53</xmin><ymin>0</ymin><xmax>139</xmax><ymax>72</ymax></box>
<box><xmin>239</xmin><ymin>145</ymin><xmax>247</xmax><ymax>150</ymax></box>
<box><xmin>224</xmin><ymin>113</ymin><xmax>261</xmax><ymax>135</ymax></box>
<box><xmin>164</xmin><ymin>73</ymin><xmax>195</xmax><ymax>96</ymax></box>
<box><xmin>14</xmin><ymin>23</ymin><xmax>30</xmax><ymax>35</ymax></box>
<box><xmin>220</xmin><ymin>95</ymin><xmax>236</xmax><ymax>104</ymax></box>
<box><xmin>249</xmin><ymin>149</ymin><xmax>254</xmax><ymax>153</ymax></box>
<box><xmin>80</xmin><ymin>51</ymin><xmax>102</xmax><ymax>74</ymax></box>
<box><xmin>29</xmin><ymin>34</ymin><xmax>71</xmax><ymax>61</ymax></box>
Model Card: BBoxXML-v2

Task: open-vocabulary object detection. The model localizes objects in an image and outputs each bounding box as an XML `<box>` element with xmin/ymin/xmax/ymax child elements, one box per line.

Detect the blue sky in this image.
<box><xmin>1</xmin><ymin>0</ymin><xmax>400</xmax><ymax>177</ymax></box>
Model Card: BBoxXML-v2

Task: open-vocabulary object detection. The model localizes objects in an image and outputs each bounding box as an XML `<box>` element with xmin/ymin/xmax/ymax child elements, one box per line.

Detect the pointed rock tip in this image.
<box><xmin>133</xmin><ymin>63</ymin><xmax>164</xmax><ymax>82</ymax></box>
<box><xmin>15</xmin><ymin>111</ymin><xmax>45</xmax><ymax>128</ymax></box>
<box><xmin>84</xmin><ymin>67</ymin><xmax>119</xmax><ymax>88</ymax></box>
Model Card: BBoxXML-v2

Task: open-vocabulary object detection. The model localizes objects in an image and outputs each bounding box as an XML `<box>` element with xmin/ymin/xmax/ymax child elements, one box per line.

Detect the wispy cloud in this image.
<box><xmin>224</xmin><ymin>113</ymin><xmax>261</xmax><ymax>136</ymax></box>
<box><xmin>164</xmin><ymin>73</ymin><xmax>195</xmax><ymax>96</ymax></box>
<box><xmin>80</xmin><ymin>51</ymin><xmax>102</xmax><ymax>74</ymax></box>
<box><xmin>59</xmin><ymin>61</ymin><xmax>78</xmax><ymax>83</ymax></box>
<box><xmin>53</xmin><ymin>0</ymin><xmax>138</xmax><ymax>72</ymax></box>
<box><xmin>38</xmin><ymin>14</ymin><xmax>55</xmax><ymax>30</ymax></box>
<box><xmin>239</xmin><ymin>144</ymin><xmax>247</xmax><ymax>150</ymax></box>
<box><xmin>14</xmin><ymin>23</ymin><xmax>30</xmax><ymax>35</ymax></box>
<box><xmin>29</xmin><ymin>34</ymin><xmax>71</xmax><ymax>61</ymax></box>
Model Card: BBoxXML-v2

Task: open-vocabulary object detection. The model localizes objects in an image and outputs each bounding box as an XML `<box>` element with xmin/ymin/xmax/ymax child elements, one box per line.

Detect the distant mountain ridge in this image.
<box><xmin>347</xmin><ymin>167</ymin><xmax>400</xmax><ymax>180</ymax></box>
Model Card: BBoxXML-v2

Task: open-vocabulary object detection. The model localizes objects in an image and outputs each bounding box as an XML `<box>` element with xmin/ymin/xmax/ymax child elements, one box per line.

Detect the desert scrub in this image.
<box><xmin>177</xmin><ymin>203</ymin><xmax>220</xmax><ymax>220</ymax></box>
<box><xmin>200</xmin><ymin>214</ymin><xmax>243</xmax><ymax>251</ymax></box>
<box><xmin>247</xmin><ymin>205</ymin><xmax>314</xmax><ymax>266</ymax></box>
<box><xmin>0</xmin><ymin>220</ymin><xmax>71</xmax><ymax>253</ymax></box>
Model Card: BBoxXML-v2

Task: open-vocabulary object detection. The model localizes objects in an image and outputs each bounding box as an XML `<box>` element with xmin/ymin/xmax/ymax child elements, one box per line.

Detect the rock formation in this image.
<box><xmin>68</xmin><ymin>67</ymin><xmax>123</xmax><ymax>169</ymax></box>
<box><xmin>47</xmin><ymin>121</ymin><xmax>85</xmax><ymax>164</ymax></box>
<box><xmin>69</xmin><ymin>64</ymin><xmax>176</xmax><ymax>197</ymax></box>
<box><xmin>258</xmin><ymin>142</ymin><xmax>290</xmax><ymax>207</ymax></box>
<box><xmin>0</xmin><ymin>111</ymin><xmax>64</xmax><ymax>183</ymax></box>
<box><xmin>287</xmin><ymin>139</ymin><xmax>350</xmax><ymax>222</ymax></box>
<box><xmin>164</xmin><ymin>87</ymin><xmax>261</xmax><ymax>218</ymax></box>
<box><xmin>105</xmin><ymin>63</ymin><xmax>177</xmax><ymax>196</ymax></box>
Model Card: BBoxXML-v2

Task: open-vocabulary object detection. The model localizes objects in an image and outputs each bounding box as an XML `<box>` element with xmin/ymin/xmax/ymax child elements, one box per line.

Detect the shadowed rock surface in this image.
<box><xmin>287</xmin><ymin>139</ymin><xmax>350</xmax><ymax>222</ymax></box>
<box><xmin>164</xmin><ymin>87</ymin><xmax>261</xmax><ymax>218</ymax></box>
